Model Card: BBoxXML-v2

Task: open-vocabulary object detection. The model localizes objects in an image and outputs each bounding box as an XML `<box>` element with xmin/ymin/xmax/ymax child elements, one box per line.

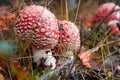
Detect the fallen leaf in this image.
<box><xmin>78</xmin><ymin>50</ymin><xmax>91</xmax><ymax>68</ymax></box>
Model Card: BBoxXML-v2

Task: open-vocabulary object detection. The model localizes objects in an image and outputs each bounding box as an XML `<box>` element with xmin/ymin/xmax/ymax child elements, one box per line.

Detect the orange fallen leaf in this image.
<box><xmin>13</xmin><ymin>61</ymin><xmax>33</xmax><ymax>80</ymax></box>
<box><xmin>78</xmin><ymin>50</ymin><xmax>91</xmax><ymax>68</ymax></box>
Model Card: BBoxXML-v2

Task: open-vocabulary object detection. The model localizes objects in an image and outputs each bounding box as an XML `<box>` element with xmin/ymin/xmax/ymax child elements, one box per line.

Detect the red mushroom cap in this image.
<box><xmin>107</xmin><ymin>20</ymin><xmax>120</xmax><ymax>35</ymax></box>
<box><xmin>94</xmin><ymin>3</ymin><xmax>120</xmax><ymax>22</ymax></box>
<box><xmin>14</xmin><ymin>5</ymin><xmax>59</xmax><ymax>49</ymax></box>
<box><xmin>55</xmin><ymin>20</ymin><xmax>80</xmax><ymax>53</ymax></box>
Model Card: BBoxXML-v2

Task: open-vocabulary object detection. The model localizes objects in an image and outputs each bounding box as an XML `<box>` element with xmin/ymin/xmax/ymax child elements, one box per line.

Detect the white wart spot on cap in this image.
<box><xmin>38</xmin><ymin>22</ymin><xmax>41</xmax><ymax>26</ymax></box>
<box><xmin>40</xmin><ymin>28</ymin><xmax>46</xmax><ymax>32</ymax></box>
<box><xmin>24</xmin><ymin>26</ymin><xmax>27</xmax><ymax>29</ymax></box>
<box><xmin>32</xmin><ymin>20</ymin><xmax>35</xmax><ymax>22</ymax></box>
<box><xmin>62</xmin><ymin>35</ymin><xmax>65</xmax><ymax>38</ymax></box>
<box><xmin>54</xmin><ymin>34</ymin><xmax>58</xmax><ymax>38</ymax></box>
<box><xmin>45</xmin><ymin>32</ymin><xmax>50</xmax><ymax>36</ymax></box>
<box><xmin>28</xmin><ymin>22</ymin><xmax>33</xmax><ymax>25</ymax></box>
<box><xmin>24</xmin><ymin>15</ymin><xmax>27</xmax><ymax>18</ymax></box>
<box><xmin>35</xmin><ymin>28</ymin><xmax>39</xmax><ymax>32</ymax></box>
<box><xmin>43</xmin><ymin>44</ymin><xmax>47</xmax><ymax>46</ymax></box>
<box><xmin>16</xmin><ymin>30</ymin><xmax>20</xmax><ymax>33</ymax></box>
<box><xmin>28</xmin><ymin>18</ymin><xmax>33</xmax><ymax>20</ymax></box>
<box><xmin>27</xmin><ymin>25</ymin><xmax>31</xmax><ymax>28</ymax></box>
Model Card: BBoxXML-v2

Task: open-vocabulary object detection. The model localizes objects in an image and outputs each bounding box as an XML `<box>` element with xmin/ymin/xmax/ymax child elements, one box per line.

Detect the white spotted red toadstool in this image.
<box><xmin>14</xmin><ymin>5</ymin><xmax>59</xmax><ymax>69</ymax></box>
<box><xmin>58</xmin><ymin>20</ymin><xmax>80</xmax><ymax>52</ymax></box>
<box><xmin>94</xmin><ymin>2</ymin><xmax>120</xmax><ymax>22</ymax></box>
<box><xmin>54</xmin><ymin>20</ymin><xmax>80</xmax><ymax>58</ymax></box>
<box><xmin>85</xmin><ymin>2</ymin><xmax>120</xmax><ymax>36</ymax></box>
<box><xmin>94</xmin><ymin>2</ymin><xmax>120</xmax><ymax>36</ymax></box>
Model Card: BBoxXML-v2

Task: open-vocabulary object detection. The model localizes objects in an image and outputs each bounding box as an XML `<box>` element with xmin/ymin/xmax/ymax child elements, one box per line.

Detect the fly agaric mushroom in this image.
<box><xmin>14</xmin><ymin>5</ymin><xmax>59</xmax><ymax>69</ymax></box>
<box><xmin>54</xmin><ymin>20</ymin><xmax>80</xmax><ymax>56</ymax></box>
<box><xmin>94</xmin><ymin>2</ymin><xmax>120</xmax><ymax>22</ymax></box>
<box><xmin>89</xmin><ymin>2</ymin><xmax>120</xmax><ymax>36</ymax></box>
<box><xmin>85</xmin><ymin>3</ymin><xmax>120</xmax><ymax>28</ymax></box>
<box><xmin>98</xmin><ymin>3</ymin><xmax>120</xmax><ymax>36</ymax></box>
<box><xmin>86</xmin><ymin>2</ymin><xmax>120</xmax><ymax>37</ymax></box>
<box><xmin>95</xmin><ymin>8</ymin><xmax>120</xmax><ymax>36</ymax></box>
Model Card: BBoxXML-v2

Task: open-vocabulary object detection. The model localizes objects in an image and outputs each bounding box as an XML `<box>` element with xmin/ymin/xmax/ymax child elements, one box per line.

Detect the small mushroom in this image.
<box><xmin>94</xmin><ymin>2</ymin><xmax>120</xmax><ymax>22</ymax></box>
<box><xmin>59</xmin><ymin>20</ymin><xmax>80</xmax><ymax>53</ymax></box>
<box><xmin>54</xmin><ymin>20</ymin><xmax>80</xmax><ymax>60</ymax></box>
<box><xmin>84</xmin><ymin>3</ymin><xmax>120</xmax><ymax>28</ymax></box>
<box><xmin>14</xmin><ymin>5</ymin><xmax>59</xmax><ymax>69</ymax></box>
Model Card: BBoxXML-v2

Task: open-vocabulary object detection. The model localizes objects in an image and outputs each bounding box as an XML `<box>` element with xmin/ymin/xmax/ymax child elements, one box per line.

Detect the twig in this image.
<box><xmin>65</xmin><ymin>0</ymin><xmax>69</xmax><ymax>21</ymax></box>
<box><xmin>60</xmin><ymin>0</ymin><xmax>63</xmax><ymax>19</ymax></box>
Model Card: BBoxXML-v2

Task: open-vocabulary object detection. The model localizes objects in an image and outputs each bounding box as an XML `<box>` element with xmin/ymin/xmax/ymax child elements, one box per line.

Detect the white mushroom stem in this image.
<box><xmin>32</xmin><ymin>48</ymin><xmax>47</xmax><ymax>63</ymax></box>
<box><xmin>32</xmin><ymin>48</ymin><xmax>56</xmax><ymax>69</ymax></box>
<box><xmin>45</xmin><ymin>51</ymin><xmax>56</xmax><ymax>69</ymax></box>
